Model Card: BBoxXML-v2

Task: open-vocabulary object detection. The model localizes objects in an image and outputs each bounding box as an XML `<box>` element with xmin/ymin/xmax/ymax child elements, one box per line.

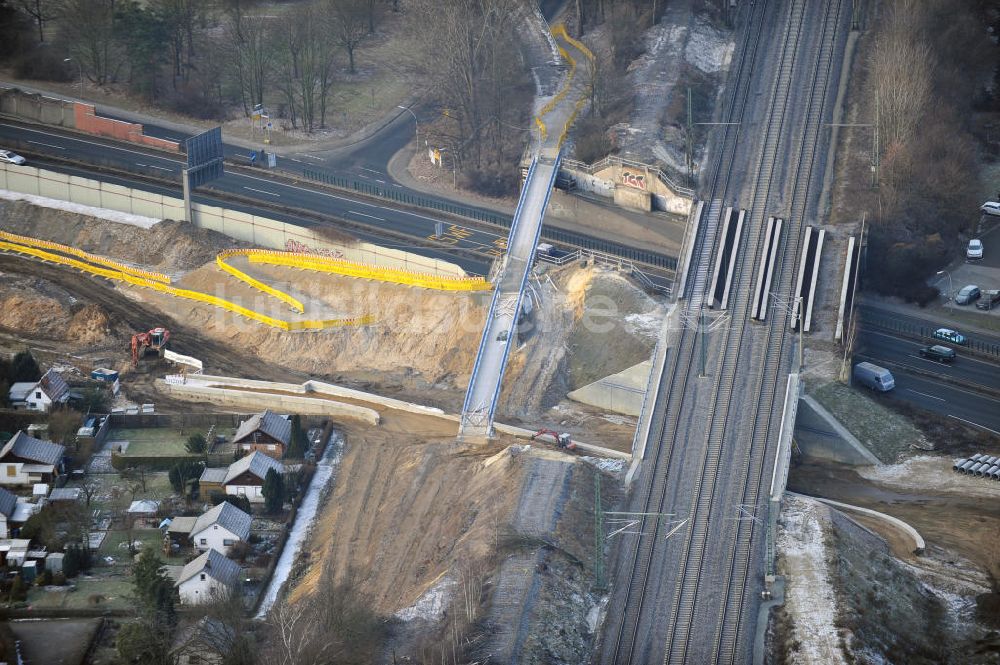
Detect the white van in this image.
<box><xmin>853</xmin><ymin>362</ymin><xmax>895</xmax><ymax>392</ymax></box>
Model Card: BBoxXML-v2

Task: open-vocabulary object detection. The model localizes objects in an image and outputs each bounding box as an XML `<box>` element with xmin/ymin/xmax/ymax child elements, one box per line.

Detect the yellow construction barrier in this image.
<box><xmin>216</xmin><ymin>249</ymin><xmax>305</xmax><ymax>313</ymax></box>
<box><xmin>0</xmin><ymin>229</ymin><xmax>171</xmax><ymax>284</ymax></box>
<box><xmin>243</xmin><ymin>250</ymin><xmax>492</xmax><ymax>292</ymax></box>
<box><xmin>0</xmin><ymin>238</ymin><xmax>372</xmax><ymax>332</ymax></box>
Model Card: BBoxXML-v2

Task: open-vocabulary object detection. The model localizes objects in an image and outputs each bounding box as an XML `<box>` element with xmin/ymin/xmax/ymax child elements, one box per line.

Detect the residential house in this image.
<box><xmin>233</xmin><ymin>410</ymin><xmax>291</xmax><ymax>460</ymax></box>
<box><xmin>0</xmin><ymin>488</ymin><xmax>16</xmax><ymax>539</ymax></box>
<box><xmin>0</xmin><ymin>432</ymin><xmax>66</xmax><ymax>486</ymax></box>
<box><xmin>175</xmin><ymin>548</ymin><xmax>241</xmax><ymax>605</ymax></box>
<box><xmin>223</xmin><ymin>452</ymin><xmax>284</xmax><ymax>504</ymax></box>
<box><xmin>10</xmin><ymin>369</ymin><xmax>71</xmax><ymax>412</ymax></box>
<box><xmin>189</xmin><ymin>502</ymin><xmax>252</xmax><ymax>555</ymax></box>
<box><xmin>198</xmin><ymin>467</ymin><xmax>227</xmax><ymax>497</ymax></box>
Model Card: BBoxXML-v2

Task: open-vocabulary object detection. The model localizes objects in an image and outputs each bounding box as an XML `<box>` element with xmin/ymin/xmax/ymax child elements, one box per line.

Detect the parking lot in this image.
<box><xmin>932</xmin><ymin>214</ymin><xmax>1000</xmax><ymax>322</ymax></box>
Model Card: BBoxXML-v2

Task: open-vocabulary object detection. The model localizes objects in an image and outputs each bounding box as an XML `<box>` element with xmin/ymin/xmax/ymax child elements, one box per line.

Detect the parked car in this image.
<box><xmin>977</xmin><ymin>290</ymin><xmax>1000</xmax><ymax>311</ymax></box>
<box><xmin>955</xmin><ymin>285</ymin><xmax>981</xmax><ymax>305</ymax></box>
<box><xmin>981</xmin><ymin>202</ymin><xmax>1000</xmax><ymax>217</ymax></box>
<box><xmin>967</xmin><ymin>239</ymin><xmax>984</xmax><ymax>260</ymax></box>
<box><xmin>853</xmin><ymin>362</ymin><xmax>895</xmax><ymax>392</ymax></box>
<box><xmin>0</xmin><ymin>150</ymin><xmax>26</xmax><ymax>165</ymax></box>
<box><xmin>919</xmin><ymin>345</ymin><xmax>956</xmax><ymax>363</ymax></box>
<box><xmin>496</xmin><ymin>330</ymin><xmax>509</xmax><ymax>342</ymax></box>
<box><xmin>933</xmin><ymin>328</ymin><xmax>967</xmax><ymax>345</ymax></box>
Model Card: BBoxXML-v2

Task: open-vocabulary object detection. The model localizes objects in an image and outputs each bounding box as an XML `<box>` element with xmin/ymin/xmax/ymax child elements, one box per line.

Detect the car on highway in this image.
<box><xmin>955</xmin><ymin>285</ymin><xmax>982</xmax><ymax>305</ymax></box>
<box><xmin>0</xmin><ymin>150</ymin><xmax>26</xmax><ymax>166</ymax></box>
<box><xmin>496</xmin><ymin>330</ymin><xmax>509</xmax><ymax>342</ymax></box>
<box><xmin>967</xmin><ymin>239</ymin><xmax>984</xmax><ymax>260</ymax></box>
<box><xmin>854</xmin><ymin>362</ymin><xmax>895</xmax><ymax>392</ymax></box>
<box><xmin>919</xmin><ymin>345</ymin><xmax>956</xmax><ymax>363</ymax></box>
<box><xmin>933</xmin><ymin>328</ymin><xmax>967</xmax><ymax>345</ymax></box>
<box><xmin>982</xmin><ymin>201</ymin><xmax>1000</xmax><ymax>217</ymax></box>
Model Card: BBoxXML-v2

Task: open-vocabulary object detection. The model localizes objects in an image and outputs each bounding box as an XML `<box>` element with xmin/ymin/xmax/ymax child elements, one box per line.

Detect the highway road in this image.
<box><xmin>0</xmin><ymin>118</ymin><xmax>678</xmax><ymax>278</ymax></box>
<box><xmin>855</xmin><ymin>328</ymin><xmax>1000</xmax><ymax>395</ymax></box>
<box><xmin>854</xmin><ymin>365</ymin><xmax>1000</xmax><ymax>437</ymax></box>
<box><xmin>857</xmin><ymin>303</ymin><xmax>1000</xmax><ymax>356</ymax></box>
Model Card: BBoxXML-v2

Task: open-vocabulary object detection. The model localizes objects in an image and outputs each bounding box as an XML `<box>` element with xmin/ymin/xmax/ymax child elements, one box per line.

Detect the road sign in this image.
<box><xmin>267</xmin><ymin>152</ymin><xmax>276</xmax><ymax>168</ymax></box>
<box><xmin>186</xmin><ymin>127</ymin><xmax>224</xmax><ymax>187</ymax></box>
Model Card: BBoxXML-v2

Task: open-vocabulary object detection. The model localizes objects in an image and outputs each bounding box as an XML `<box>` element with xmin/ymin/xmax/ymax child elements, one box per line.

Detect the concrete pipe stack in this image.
<box><xmin>953</xmin><ymin>453</ymin><xmax>1000</xmax><ymax>479</ymax></box>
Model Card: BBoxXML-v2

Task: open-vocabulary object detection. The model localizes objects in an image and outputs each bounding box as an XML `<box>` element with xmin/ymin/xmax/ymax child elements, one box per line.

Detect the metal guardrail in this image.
<box><xmin>538</xmin><ymin>248</ymin><xmax>671</xmax><ymax>294</ymax></box>
<box><xmin>858</xmin><ymin>310</ymin><xmax>1000</xmax><ymax>359</ymax></box>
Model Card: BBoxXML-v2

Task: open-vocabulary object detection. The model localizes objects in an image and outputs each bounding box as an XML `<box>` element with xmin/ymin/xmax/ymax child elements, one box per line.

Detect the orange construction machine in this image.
<box><xmin>531</xmin><ymin>429</ymin><xmax>576</xmax><ymax>451</ymax></box>
<box><xmin>131</xmin><ymin>327</ymin><xmax>170</xmax><ymax>366</ymax></box>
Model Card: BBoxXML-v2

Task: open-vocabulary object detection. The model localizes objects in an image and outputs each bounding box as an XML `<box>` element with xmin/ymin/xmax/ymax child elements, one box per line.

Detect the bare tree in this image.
<box><xmin>14</xmin><ymin>0</ymin><xmax>59</xmax><ymax>42</ymax></box>
<box><xmin>59</xmin><ymin>0</ymin><xmax>121</xmax><ymax>86</ymax></box>
<box><xmin>327</xmin><ymin>0</ymin><xmax>369</xmax><ymax>75</ymax></box>
<box><xmin>227</xmin><ymin>10</ymin><xmax>274</xmax><ymax>115</ymax></box>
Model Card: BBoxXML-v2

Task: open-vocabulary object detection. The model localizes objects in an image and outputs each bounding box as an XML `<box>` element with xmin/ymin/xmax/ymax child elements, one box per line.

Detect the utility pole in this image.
<box><xmin>699</xmin><ymin>304</ymin><xmax>707</xmax><ymax>377</ymax></box>
<box><xmin>795</xmin><ymin>296</ymin><xmax>804</xmax><ymax>371</ymax></box>
<box><xmin>686</xmin><ymin>87</ymin><xmax>694</xmax><ymax>188</ymax></box>
<box><xmin>594</xmin><ymin>472</ymin><xmax>604</xmax><ymax>591</ymax></box>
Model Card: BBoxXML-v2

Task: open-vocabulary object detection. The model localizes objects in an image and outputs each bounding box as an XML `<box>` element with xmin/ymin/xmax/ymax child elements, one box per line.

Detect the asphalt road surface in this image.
<box><xmin>856</xmin><ymin>366</ymin><xmax>1000</xmax><ymax>437</ymax></box>
<box><xmin>855</xmin><ymin>328</ymin><xmax>1000</xmax><ymax>394</ymax></box>
<box><xmin>0</xmin><ymin>120</ymin><xmax>508</xmax><ymax>268</ymax></box>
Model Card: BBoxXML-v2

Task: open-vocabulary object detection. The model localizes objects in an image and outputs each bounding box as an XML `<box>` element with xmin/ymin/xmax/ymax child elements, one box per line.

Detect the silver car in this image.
<box><xmin>0</xmin><ymin>150</ymin><xmax>26</xmax><ymax>165</ymax></box>
<box><xmin>955</xmin><ymin>285</ymin><xmax>981</xmax><ymax>305</ymax></box>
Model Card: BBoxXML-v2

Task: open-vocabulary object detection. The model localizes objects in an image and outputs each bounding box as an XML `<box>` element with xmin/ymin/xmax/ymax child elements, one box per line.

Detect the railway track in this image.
<box><xmin>598</xmin><ymin>0</ymin><xmax>850</xmax><ymax>662</ymax></box>
<box><xmin>600</xmin><ymin>0</ymin><xmax>771</xmax><ymax>661</ymax></box>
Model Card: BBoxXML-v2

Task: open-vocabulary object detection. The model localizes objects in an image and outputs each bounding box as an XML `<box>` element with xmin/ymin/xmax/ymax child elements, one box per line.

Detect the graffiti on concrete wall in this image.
<box><xmin>621</xmin><ymin>170</ymin><xmax>647</xmax><ymax>190</ymax></box>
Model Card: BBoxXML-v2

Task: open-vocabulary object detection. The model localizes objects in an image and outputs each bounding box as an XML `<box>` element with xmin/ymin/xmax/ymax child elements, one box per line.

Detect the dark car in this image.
<box><xmin>919</xmin><ymin>345</ymin><xmax>956</xmax><ymax>363</ymax></box>
<box><xmin>955</xmin><ymin>285</ymin><xmax>981</xmax><ymax>305</ymax></box>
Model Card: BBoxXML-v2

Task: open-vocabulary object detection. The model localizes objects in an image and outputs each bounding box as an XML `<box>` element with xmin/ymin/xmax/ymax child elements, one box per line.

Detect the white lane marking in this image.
<box><xmin>234</xmin><ymin>173</ymin><xmax>505</xmax><ymax>239</ymax></box>
<box><xmin>375</xmin><ymin>179</ymin><xmax>386</xmax><ymax>184</ymax></box>
<box><xmin>360</xmin><ymin>167</ymin><xmax>381</xmax><ymax>175</ymax></box>
<box><xmin>392</xmin><ymin>183</ymin><xmax>403</xmax><ymax>188</ymax></box>
<box><xmin>1</xmin><ymin>122</ymin><xmax>184</xmax><ymax>163</ymax></box>
<box><xmin>348</xmin><ymin>210</ymin><xmax>385</xmax><ymax>221</ymax></box>
<box><xmin>244</xmin><ymin>186</ymin><xmax>281</xmax><ymax>197</ymax></box>
<box><xmin>28</xmin><ymin>140</ymin><xmax>64</xmax><ymax>150</ymax></box>
<box><xmin>136</xmin><ymin>163</ymin><xmax>172</xmax><ymax>172</ymax></box>
<box><xmin>301</xmin><ymin>154</ymin><xmax>325</xmax><ymax>162</ymax></box>
<box><xmin>289</xmin><ymin>158</ymin><xmax>304</xmax><ymax>163</ymax></box>
<box><xmin>949</xmin><ymin>415</ymin><xmax>1000</xmax><ymax>436</ymax></box>
<box><xmin>357</xmin><ymin>173</ymin><xmax>370</xmax><ymax>179</ymax></box>
<box><xmin>904</xmin><ymin>389</ymin><xmax>945</xmax><ymax>401</ymax></box>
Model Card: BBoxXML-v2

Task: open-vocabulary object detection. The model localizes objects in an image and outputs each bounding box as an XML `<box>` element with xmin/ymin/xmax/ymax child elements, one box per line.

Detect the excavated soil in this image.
<box><xmin>0</xmin><ymin>201</ymin><xmax>243</xmax><ymax>272</ymax></box>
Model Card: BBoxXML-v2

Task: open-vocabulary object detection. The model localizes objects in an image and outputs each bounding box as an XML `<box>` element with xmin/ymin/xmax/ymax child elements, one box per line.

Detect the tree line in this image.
<box><xmin>864</xmin><ymin>0</ymin><xmax>994</xmax><ymax>303</ymax></box>
<box><xmin>0</xmin><ymin>0</ymin><xmax>391</xmax><ymax>130</ymax></box>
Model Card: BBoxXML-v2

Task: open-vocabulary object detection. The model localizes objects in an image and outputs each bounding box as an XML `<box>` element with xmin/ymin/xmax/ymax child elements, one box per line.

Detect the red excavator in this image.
<box><xmin>530</xmin><ymin>429</ymin><xmax>576</xmax><ymax>451</ymax></box>
<box><xmin>131</xmin><ymin>327</ymin><xmax>170</xmax><ymax>366</ymax></box>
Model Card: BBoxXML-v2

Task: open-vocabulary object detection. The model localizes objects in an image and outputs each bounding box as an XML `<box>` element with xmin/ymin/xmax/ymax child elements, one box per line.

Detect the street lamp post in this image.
<box><xmin>936</xmin><ymin>270</ymin><xmax>953</xmax><ymax>301</ymax></box>
<box><xmin>63</xmin><ymin>58</ymin><xmax>83</xmax><ymax>97</ymax></box>
<box><xmin>397</xmin><ymin>105</ymin><xmax>419</xmax><ymax>142</ymax></box>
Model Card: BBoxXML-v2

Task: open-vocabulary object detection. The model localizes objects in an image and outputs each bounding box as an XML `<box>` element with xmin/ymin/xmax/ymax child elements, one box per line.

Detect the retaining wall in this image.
<box><xmin>794</xmin><ymin>394</ymin><xmax>881</xmax><ymax>466</ymax></box>
<box><xmin>0</xmin><ymin>162</ymin><xmax>468</xmax><ymax>277</ymax></box>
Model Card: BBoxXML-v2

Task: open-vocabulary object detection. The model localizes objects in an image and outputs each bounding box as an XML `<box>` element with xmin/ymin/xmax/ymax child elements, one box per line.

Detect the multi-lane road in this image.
<box><xmin>0</xmin><ymin>112</ymin><xmax>678</xmax><ymax>279</ymax></box>
<box><xmin>854</xmin><ymin>304</ymin><xmax>1000</xmax><ymax>436</ymax></box>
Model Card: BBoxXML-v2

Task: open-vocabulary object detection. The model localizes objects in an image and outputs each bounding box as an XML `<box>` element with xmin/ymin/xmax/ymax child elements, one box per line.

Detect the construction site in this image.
<box><xmin>0</xmin><ymin>195</ymin><xmax>657</xmax><ymax>660</ymax></box>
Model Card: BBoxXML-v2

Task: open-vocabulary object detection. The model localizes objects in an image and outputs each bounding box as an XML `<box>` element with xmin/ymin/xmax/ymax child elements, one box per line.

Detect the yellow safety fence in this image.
<box><xmin>533</xmin><ymin>24</ymin><xmax>596</xmax><ymax>148</ymax></box>
<box><xmin>216</xmin><ymin>249</ymin><xmax>305</xmax><ymax>313</ymax></box>
<box><xmin>242</xmin><ymin>250</ymin><xmax>493</xmax><ymax>292</ymax></box>
<box><xmin>0</xmin><ymin>229</ymin><xmax>171</xmax><ymax>284</ymax></box>
<box><xmin>0</xmin><ymin>237</ymin><xmax>373</xmax><ymax>332</ymax></box>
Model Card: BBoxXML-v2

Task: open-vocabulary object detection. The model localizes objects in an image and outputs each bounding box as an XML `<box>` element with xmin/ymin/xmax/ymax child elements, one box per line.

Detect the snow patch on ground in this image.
<box><xmin>0</xmin><ymin>189</ymin><xmax>162</xmax><ymax>229</ymax></box>
<box><xmin>255</xmin><ymin>431</ymin><xmax>344</xmax><ymax>618</ymax></box>
<box><xmin>394</xmin><ymin>575</ymin><xmax>456</xmax><ymax>622</ymax></box>
<box><xmin>778</xmin><ymin>496</ymin><xmax>848</xmax><ymax>665</ymax></box>
<box><xmin>858</xmin><ymin>455</ymin><xmax>1000</xmax><ymax>498</ymax></box>
<box><xmin>582</xmin><ymin>456</ymin><xmax>626</xmax><ymax>475</ymax></box>
<box><xmin>624</xmin><ymin>310</ymin><xmax>664</xmax><ymax>339</ymax></box>
<box><xmin>684</xmin><ymin>18</ymin><xmax>734</xmax><ymax>73</ymax></box>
